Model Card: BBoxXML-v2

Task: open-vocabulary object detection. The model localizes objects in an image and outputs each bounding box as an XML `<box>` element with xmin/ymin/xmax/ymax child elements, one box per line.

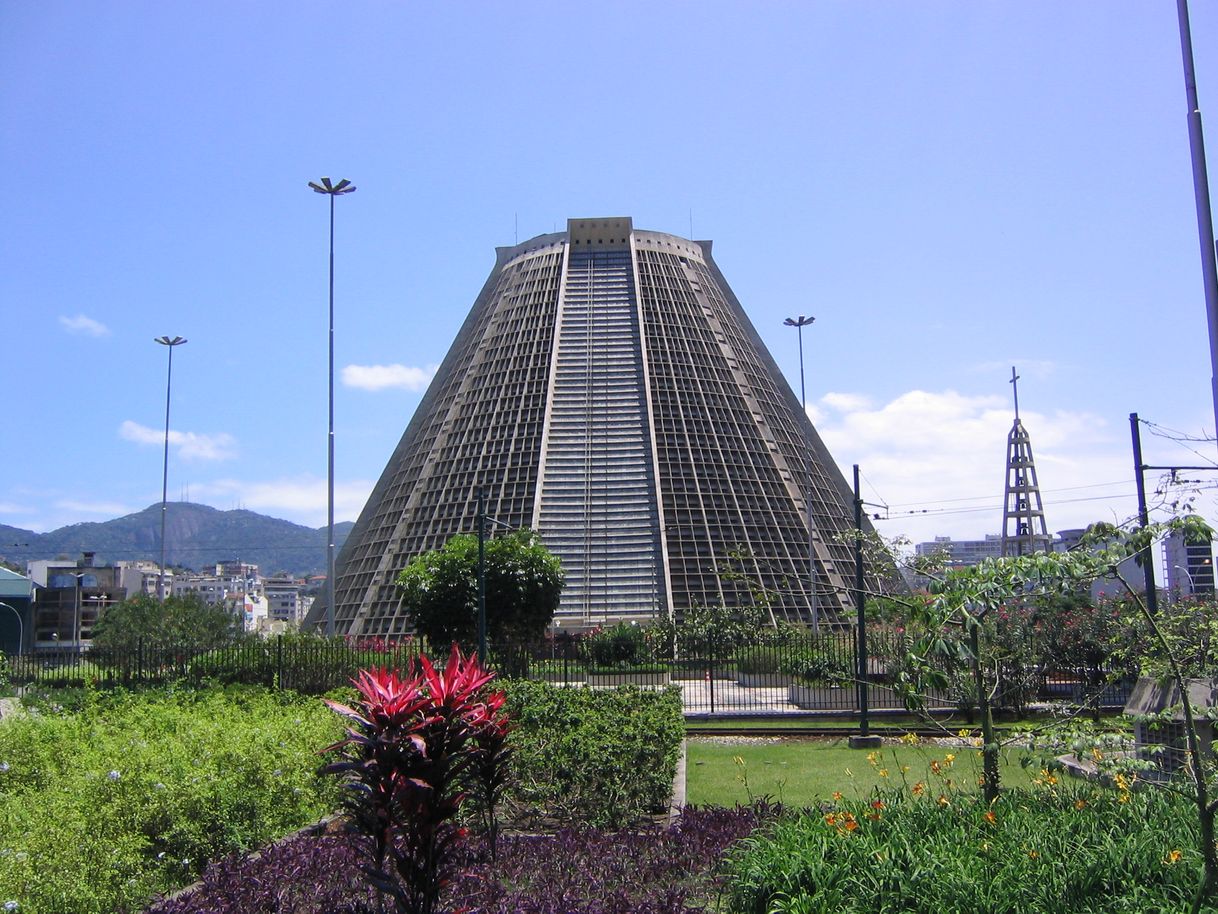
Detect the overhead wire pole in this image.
<box><xmin>1176</xmin><ymin>0</ymin><xmax>1218</xmax><ymax>451</ymax></box>
<box><xmin>783</xmin><ymin>315</ymin><xmax>818</xmax><ymax>631</ymax></box>
<box><xmin>1130</xmin><ymin>414</ymin><xmax>1160</xmax><ymax>614</ymax></box>
<box><xmin>309</xmin><ymin>176</ymin><xmax>356</xmax><ymax>637</ymax></box>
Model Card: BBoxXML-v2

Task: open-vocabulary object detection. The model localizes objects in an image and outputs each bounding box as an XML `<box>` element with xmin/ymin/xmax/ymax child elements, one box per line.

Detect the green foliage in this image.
<box><xmin>396</xmin><ymin>531</ymin><xmax>564</xmax><ymax>647</ymax></box>
<box><xmin>188</xmin><ymin>632</ymin><xmax>421</xmax><ymax>693</ymax></box>
<box><xmin>726</xmin><ymin>786</ymin><xmax>1199</xmax><ymax>913</ymax></box>
<box><xmin>90</xmin><ymin>593</ymin><xmax>246</xmax><ymax>654</ymax></box>
<box><xmin>579</xmin><ymin>621</ymin><xmax>656</xmax><ymax>670</ymax></box>
<box><xmin>501</xmin><ymin>680</ymin><xmax>684</xmax><ymax>827</ymax></box>
<box><xmin>0</xmin><ymin>685</ymin><xmax>343</xmax><ymax>914</ymax></box>
<box><xmin>0</xmin><ymin>651</ymin><xmax>10</xmax><ymax>690</ymax></box>
<box><xmin>779</xmin><ymin>642</ymin><xmax>854</xmax><ymax>686</ymax></box>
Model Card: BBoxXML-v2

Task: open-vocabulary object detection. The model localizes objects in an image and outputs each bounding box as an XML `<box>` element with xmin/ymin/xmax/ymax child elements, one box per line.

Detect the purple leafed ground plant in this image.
<box><xmin>146</xmin><ymin>805</ymin><xmax>769</xmax><ymax>914</ymax></box>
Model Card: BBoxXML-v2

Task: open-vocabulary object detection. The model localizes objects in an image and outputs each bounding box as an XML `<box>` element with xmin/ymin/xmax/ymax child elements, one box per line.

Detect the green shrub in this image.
<box><xmin>726</xmin><ymin>785</ymin><xmax>1199</xmax><ymax>913</ymax></box>
<box><xmin>0</xmin><ymin>685</ymin><xmax>343</xmax><ymax>914</ymax></box>
<box><xmin>735</xmin><ymin>646</ymin><xmax>784</xmax><ymax>675</ymax></box>
<box><xmin>501</xmin><ymin>680</ymin><xmax>683</xmax><ymax>827</ymax></box>
<box><xmin>780</xmin><ymin>647</ymin><xmax>853</xmax><ymax>686</ymax></box>
<box><xmin>189</xmin><ymin>634</ymin><xmax>421</xmax><ymax>694</ymax></box>
<box><xmin>579</xmin><ymin>622</ymin><xmax>656</xmax><ymax>670</ymax></box>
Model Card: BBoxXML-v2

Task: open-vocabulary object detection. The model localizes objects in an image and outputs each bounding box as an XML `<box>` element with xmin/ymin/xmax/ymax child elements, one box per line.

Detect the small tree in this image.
<box><xmin>396</xmin><ymin>531</ymin><xmax>564</xmax><ymax>648</ymax></box>
<box><xmin>90</xmin><ymin>593</ymin><xmax>245</xmax><ymax>652</ymax></box>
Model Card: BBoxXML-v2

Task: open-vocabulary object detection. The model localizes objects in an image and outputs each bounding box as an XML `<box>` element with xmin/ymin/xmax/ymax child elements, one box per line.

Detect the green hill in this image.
<box><xmin>0</xmin><ymin>504</ymin><xmax>353</xmax><ymax>577</ymax></box>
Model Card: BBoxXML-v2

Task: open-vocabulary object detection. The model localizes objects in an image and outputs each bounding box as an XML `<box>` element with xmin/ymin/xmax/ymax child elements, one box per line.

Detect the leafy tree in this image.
<box><xmin>90</xmin><ymin>593</ymin><xmax>246</xmax><ymax>652</ymax></box>
<box><xmin>396</xmin><ymin>531</ymin><xmax>563</xmax><ymax>647</ymax></box>
<box><xmin>900</xmin><ymin>515</ymin><xmax>1218</xmax><ymax>912</ymax></box>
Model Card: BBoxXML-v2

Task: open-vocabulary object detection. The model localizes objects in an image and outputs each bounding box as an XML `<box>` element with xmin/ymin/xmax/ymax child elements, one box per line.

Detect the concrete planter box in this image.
<box><xmin>586</xmin><ymin>670</ymin><xmax>672</xmax><ymax>687</ymax></box>
<box><xmin>788</xmin><ymin>683</ymin><xmax>853</xmax><ymax>710</ymax></box>
<box><xmin>736</xmin><ymin>672</ymin><xmax>792</xmax><ymax>688</ymax></box>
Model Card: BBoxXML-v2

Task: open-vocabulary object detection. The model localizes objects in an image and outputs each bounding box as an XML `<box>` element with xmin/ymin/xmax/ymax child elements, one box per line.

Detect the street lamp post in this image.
<box><xmin>783</xmin><ymin>315</ymin><xmax>819</xmax><ymax>632</ymax></box>
<box><xmin>1174</xmin><ymin>564</ymin><xmax>1197</xmax><ymax>600</ymax></box>
<box><xmin>476</xmin><ymin>487</ymin><xmax>518</xmax><ymax>665</ymax></box>
<box><xmin>0</xmin><ymin>601</ymin><xmax>23</xmax><ymax>654</ymax></box>
<box><xmin>155</xmin><ymin>336</ymin><xmax>187</xmax><ymax>601</ymax></box>
<box><xmin>308</xmin><ymin>176</ymin><xmax>357</xmax><ymax>638</ymax></box>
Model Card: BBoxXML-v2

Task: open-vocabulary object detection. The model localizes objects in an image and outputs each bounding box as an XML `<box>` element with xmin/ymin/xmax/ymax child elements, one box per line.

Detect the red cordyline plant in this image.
<box><xmin>321</xmin><ymin>645</ymin><xmax>512</xmax><ymax>914</ymax></box>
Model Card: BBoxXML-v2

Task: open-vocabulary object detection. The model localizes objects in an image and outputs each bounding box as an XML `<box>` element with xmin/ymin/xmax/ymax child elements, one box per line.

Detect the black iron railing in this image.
<box><xmin>3</xmin><ymin>630</ymin><xmax>1136</xmax><ymax>717</ymax></box>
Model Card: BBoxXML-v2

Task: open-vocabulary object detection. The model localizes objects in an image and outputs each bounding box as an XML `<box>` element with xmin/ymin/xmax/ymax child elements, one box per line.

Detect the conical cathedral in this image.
<box><xmin>313</xmin><ymin>218</ymin><xmax>886</xmax><ymax>636</ymax></box>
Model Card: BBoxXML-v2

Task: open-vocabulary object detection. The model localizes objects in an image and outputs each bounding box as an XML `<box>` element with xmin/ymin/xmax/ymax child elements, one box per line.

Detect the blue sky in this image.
<box><xmin>4</xmin><ymin>1</ymin><xmax>1217</xmax><ymax>553</ymax></box>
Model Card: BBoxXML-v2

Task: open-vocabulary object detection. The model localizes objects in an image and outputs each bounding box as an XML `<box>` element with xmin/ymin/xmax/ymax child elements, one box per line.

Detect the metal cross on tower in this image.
<box><xmin>1001</xmin><ymin>367</ymin><xmax>1051</xmax><ymax>557</ymax></box>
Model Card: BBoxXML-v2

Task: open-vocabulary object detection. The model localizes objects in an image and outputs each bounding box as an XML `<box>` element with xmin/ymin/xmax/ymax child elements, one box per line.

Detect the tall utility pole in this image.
<box><xmin>783</xmin><ymin>315</ymin><xmax>819</xmax><ymax>631</ymax></box>
<box><xmin>1176</xmin><ymin>0</ymin><xmax>1218</xmax><ymax>449</ymax></box>
<box><xmin>308</xmin><ymin>176</ymin><xmax>356</xmax><ymax>637</ymax></box>
<box><xmin>155</xmin><ymin>336</ymin><xmax>187</xmax><ymax>601</ymax></box>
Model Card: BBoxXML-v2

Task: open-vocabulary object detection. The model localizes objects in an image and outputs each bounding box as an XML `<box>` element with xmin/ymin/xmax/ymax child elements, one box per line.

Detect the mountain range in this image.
<box><xmin>0</xmin><ymin>503</ymin><xmax>354</xmax><ymax>578</ymax></box>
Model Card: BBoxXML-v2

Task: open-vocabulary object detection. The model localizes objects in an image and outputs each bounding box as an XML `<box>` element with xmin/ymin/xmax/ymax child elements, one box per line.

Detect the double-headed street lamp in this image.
<box><xmin>155</xmin><ymin>335</ymin><xmax>187</xmax><ymax>601</ymax></box>
<box><xmin>308</xmin><ymin>177</ymin><xmax>356</xmax><ymax>637</ymax></box>
<box><xmin>783</xmin><ymin>315</ymin><xmax>819</xmax><ymax>632</ymax></box>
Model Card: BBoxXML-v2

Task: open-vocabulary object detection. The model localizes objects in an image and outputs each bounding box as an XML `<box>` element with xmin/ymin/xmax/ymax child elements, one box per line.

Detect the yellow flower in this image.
<box><xmin>901</xmin><ymin>765</ymin><xmax>910</xmax><ymax>773</ymax></box>
<box><xmin>866</xmin><ymin>751</ymin><xmax>879</xmax><ymax>766</ymax></box>
<box><xmin>1091</xmin><ymin>747</ymin><xmax>1104</xmax><ymax>762</ymax></box>
<box><xmin>1074</xmin><ymin>799</ymin><xmax>1087</xmax><ymax>810</ymax></box>
<box><xmin>1119</xmin><ymin>792</ymin><xmax>1131</xmax><ymax>804</ymax></box>
<box><xmin>957</xmin><ymin>728</ymin><xmax>971</xmax><ymax>739</ymax></box>
<box><xmin>824</xmin><ymin>813</ymin><xmax>837</xmax><ymax>827</ymax></box>
<box><xmin>900</xmin><ymin>732</ymin><xmax>920</xmax><ymax>745</ymax></box>
<box><xmin>1028</xmin><ymin>849</ymin><xmax>1039</xmax><ymax>859</ymax></box>
<box><xmin>912</xmin><ymin>781</ymin><xmax>925</xmax><ymax>795</ymax></box>
<box><xmin>938</xmin><ymin>794</ymin><xmax>950</xmax><ymax>806</ymax></box>
<box><xmin>930</xmin><ymin>760</ymin><xmax>942</xmax><ymax>774</ymax></box>
<box><xmin>1040</xmin><ymin>769</ymin><xmax>1058</xmax><ymax>786</ymax></box>
<box><xmin>1114</xmin><ymin>773</ymin><xmax>1130</xmax><ymax>791</ymax></box>
<box><xmin>879</xmin><ymin>768</ymin><xmax>889</xmax><ymax>778</ymax></box>
<box><xmin>983</xmin><ymin>809</ymin><xmax>997</xmax><ymax>825</ymax></box>
<box><xmin>733</xmin><ymin>756</ymin><xmax>745</xmax><ymax>767</ymax></box>
<box><xmin>832</xmin><ymin>791</ymin><xmax>843</xmax><ymax>801</ymax></box>
<box><xmin>944</xmin><ymin>753</ymin><xmax>956</xmax><ymax>765</ymax></box>
<box><xmin>1165</xmin><ymin>849</ymin><xmax>1183</xmax><ymax>866</ymax></box>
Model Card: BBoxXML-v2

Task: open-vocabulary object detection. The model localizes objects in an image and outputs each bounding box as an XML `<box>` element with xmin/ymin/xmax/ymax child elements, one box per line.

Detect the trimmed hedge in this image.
<box><xmin>501</xmin><ymin>681</ymin><xmax>685</xmax><ymax>828</ymax></box>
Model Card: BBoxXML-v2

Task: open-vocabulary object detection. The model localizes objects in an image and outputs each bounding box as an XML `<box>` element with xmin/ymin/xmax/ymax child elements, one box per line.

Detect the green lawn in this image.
<box><xmin>685</xmin><ymin>737</ymin><xmax>1038</xmax><ymax>807</ymax></box>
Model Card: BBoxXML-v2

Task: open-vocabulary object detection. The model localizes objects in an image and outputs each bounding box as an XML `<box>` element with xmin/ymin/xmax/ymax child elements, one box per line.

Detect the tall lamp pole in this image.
<box><xmin>155</xmin><ymin>336</ymin><xmax>187</xmax><ymax>602</ymax></box>
<box><xmin>783</xmin><ymin>315</ymin><xmax>819</xmax><ymax>632</ymax></box>
<box><xmin>309</xmin><ymin>176</ymin><xmax>356</xmax><ymax>637</ymax></box>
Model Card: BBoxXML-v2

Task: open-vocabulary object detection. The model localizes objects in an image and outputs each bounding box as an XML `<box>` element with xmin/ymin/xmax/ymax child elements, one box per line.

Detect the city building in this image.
<box><xmin>29</xmin><ymin>553</ymin><xmax>122</xmax><ymax>650</ymax></box>
<box><xmin>1163</xmin><ymin>528</ymin><xmax>1216</xmax><ymax>601</ymax></box>
<box><xmin>311</xmin><ymin>217</ymin><xmax>888</xmax><ymax>637</ymax></box>
<box><xmin>0</xmin><ymin>567</ymin><xmax>34</xmax><ymax>653</ymax></box>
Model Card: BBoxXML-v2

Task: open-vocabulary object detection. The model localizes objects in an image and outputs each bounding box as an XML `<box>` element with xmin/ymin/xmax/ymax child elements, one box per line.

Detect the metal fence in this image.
<box><xmin>3</xmin><ymin>630</ymin><xmax>1136</xmax><ymax>719</ymax></box>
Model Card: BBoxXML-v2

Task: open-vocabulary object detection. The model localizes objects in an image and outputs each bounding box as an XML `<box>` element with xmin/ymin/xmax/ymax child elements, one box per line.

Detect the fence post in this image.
<box><xmin>708</xmin><ymin>637</ymin><xmax>716</xmax><ymax>715</ymax></box>
<box><xmin>275</xmin><ymin>635</ymin><xmax>283</xmax><ymax>690</ymax></box>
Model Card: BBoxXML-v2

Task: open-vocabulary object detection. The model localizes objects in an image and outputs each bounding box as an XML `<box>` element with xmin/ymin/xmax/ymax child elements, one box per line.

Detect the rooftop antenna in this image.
<box><xmin>1000</xmin><ymin>365</ymin><xmax>1050</xmax><ymax>556</ymax></box>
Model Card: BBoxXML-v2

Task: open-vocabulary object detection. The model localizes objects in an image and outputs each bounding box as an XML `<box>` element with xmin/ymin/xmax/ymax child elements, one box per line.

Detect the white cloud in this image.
<box><xmin>193</xmin><ymin>476</ymin><xmax>374</xmax><ymax>527</ymax></box>
<box><xmin>811</xmin><ymin>389</ymin><xmax>1139</xmax><ymax>546</ymax></box>
<box><xmin>820</xmin><ymin>392</ymin><xmax>873</xmax><ymax>413</ymax></box>
<box><xmin>58</xmin><ymin>314</ymin><xmax>111</xmax><ymax>337</ymax></box>
<box><xmin>342</xmin><ymin>363</ymin><xmax>438</xmax><ymax>392</ymax></box>
<box><xmin>119</xmin><ymin>420</ymin><xmax>238</xmax><ymax>461</ymax></box>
